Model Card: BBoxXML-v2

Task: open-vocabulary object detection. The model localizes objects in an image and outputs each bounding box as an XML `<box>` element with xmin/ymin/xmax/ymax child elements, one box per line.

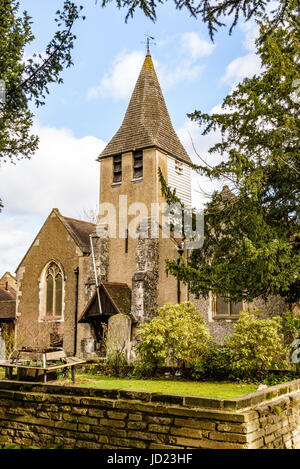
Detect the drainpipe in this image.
<box><xmin>176</xmin><ymin>243</ymin><xmax>184</xmax><ymax>304</ymax></box>
<box><xmin>74</xmin><ymin>267</ymin><xmax>79</xmax><ymax>356</ymax></box>
<box><xmin>89</xmin><ymin>234</ymin><xmax>102</xmax><ymax>315</ymax></box>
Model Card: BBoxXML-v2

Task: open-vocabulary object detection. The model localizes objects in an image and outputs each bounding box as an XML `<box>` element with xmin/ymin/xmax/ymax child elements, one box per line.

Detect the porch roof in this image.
<box><xmin>78</xmin><ymin>282</ymin><xmax>134</xmax><ymax>323</ymax></box>
<box><xmin>0</xmin><ymin>301</ymin><xmax>16</xmax><ymax>322</ymax></box>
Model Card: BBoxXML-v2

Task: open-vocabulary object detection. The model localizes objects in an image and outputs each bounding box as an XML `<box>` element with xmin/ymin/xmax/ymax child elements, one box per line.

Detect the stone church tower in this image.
<box><xmin>14</xmin><ymin>51</ymin><xmax>287</xmax><ymax>358</ymax></box>
<box><xmin>13</xmin><ymin>50</ymin><xmax>195</xmax><ymax>359</ymax></box>
<box><xmin>79</xmin><ymin>51</ymin><xmax>193</xmax><ymax>355</ymax></box>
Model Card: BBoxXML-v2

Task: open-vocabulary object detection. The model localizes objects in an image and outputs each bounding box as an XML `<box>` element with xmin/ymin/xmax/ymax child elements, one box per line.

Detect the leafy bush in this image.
<box><xmin>135</xmin><ymin>302</ymin><xmax>211</xmax><ymax>376</ymax></box>
<box><xmin>283</xmin><ymin>312</ymin><xmax>300</xmax><ymax>362</ymax></box>
<box><xmin>226</xmin><ymin>311</ymin><xmax>285</xmax><ymax>379</ymax></box>
<box><xmin>284</xmin><ymin>311</ymin><xmax>300</xmax><ymax>335</ymax></box>
<box><xmin>263</xmin><ymin>371</ymin><xmax>298</xmax><ymax>386</ymax></box>
<box><xmin>105</xmin><ymin>349</ymin><xmax>131</xmax><ymax>377</ymax></box>
<box><xmin>180</xmin><ymin>340</ymin><xmax>240</xmax><ymax>381</ymax></box>
<box><xmin>204</xmin><ymin>344</ymin><xmax>234</xmax><ymax>380</ymax></box>
<box><xmin>132</xmin><ymin>357</ymin><xmax>159</xmax><ymax>378</ymax></box>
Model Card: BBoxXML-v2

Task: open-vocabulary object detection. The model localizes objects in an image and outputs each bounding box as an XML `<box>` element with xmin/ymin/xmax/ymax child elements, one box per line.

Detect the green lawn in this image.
<box><xmin>0</xmin><ymin>369</ymin><xmax>258</xmax><ymax>398</ymax></box>
<box><xmin>66</xmin><ymin>374</ymin><xmax>257</xmax><ymax>399</ymax></box>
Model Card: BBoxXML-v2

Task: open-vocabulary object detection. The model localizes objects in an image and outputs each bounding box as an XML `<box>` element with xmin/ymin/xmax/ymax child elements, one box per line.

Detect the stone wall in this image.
<box><xmin>191</xmin><ymin>294</ymin><xmax>288</xmax><ymax>345</ymax></box>
<box><xmin>0</xmin><ymin>379</ymin><xmax>300</xmax><ymax>449</ymax></box>
<box><xmin>132</xmin><ymin>218</ymin><xmax>159</xmax><ymax>325</ymax></box>
<box><xmin>15</xmin><ymin>210</ymin><xmax>89</xmax><ymax>356</ymax></box>
<box><xmin>191</xmin><ymin>295</ymin><xmax>235</xmax><ymax>344</ymax></box>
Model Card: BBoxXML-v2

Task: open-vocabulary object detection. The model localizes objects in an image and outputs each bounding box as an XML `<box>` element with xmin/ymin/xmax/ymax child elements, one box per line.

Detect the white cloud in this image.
<box><xmin>88</xmin><ymin>50</ymin><xmax>144</xmax><ymax>101</ymax></box>
<box><xmin>0</xmin><ymin>123</ymin><xmax>105</xmax><ymax>273</ymax></box>
<box><xmin>177</xmin><ymin>120</ymin><xmax>222</xmax><ymax>165</ymax></box>
<box><xmin>177</xmin><ymin>120</ymin><xmax>225</xmax><ymax>209</ymax></box>
<box><xmin>0</xmin><ymin>217</ymin><xmax>33</xmax><ymax>274</ymax></box>
<box><xmin>156</xmin><ymin>61</ymin><xmax>203</xmax><ymax>90</ymax></box>
<box><xmin>181</xmin><ymin>32</ymin><xmax>215</xmax><ymax>59</ymax></box>
<box><xmin>87</xmin><ymin>48</ymin><xmax>203</xmax><ymax>101</ymax></box>
<box><xmin>240</xmin><ymin>21</ymin><xmax>259</xmax><ymax>53</ymax></box>
<box><xmin>221</xmin><ymin>52</ymin><xmax>261</xmax><ymax>89</ymax></box>
<box><xmin>0</xmin><ymin>123</ymin><xmax>105</xmax><ymax>218</ymax></box>
<box><xmin>88</xmin><ymin>33</ymin><xmax>215</xmax><ymax>101</ymax></box>
<box><xmin>220</xmin><ymin>20</ymin><xmax>261</xmax><ymax>89</ymax></box>
<box><xmin>156</xmin><ymin>32</ymin><xmax>214</xmax><ymax>93</ymax></box>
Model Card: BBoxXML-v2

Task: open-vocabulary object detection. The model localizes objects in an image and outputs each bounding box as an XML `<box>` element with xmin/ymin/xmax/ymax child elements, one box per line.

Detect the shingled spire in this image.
<box><xmin>98</xmin><ymin>54</ymin><xmax>191</xmax><ymax>164</ymax></box>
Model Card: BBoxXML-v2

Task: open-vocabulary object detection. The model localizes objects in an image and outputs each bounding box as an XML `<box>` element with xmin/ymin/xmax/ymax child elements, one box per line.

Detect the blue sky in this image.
<box><xmin>20</xmin><ymin>0</ymin><xmax>248</xmax><ymax>136</ymax></box>
<box><xmin>0</xmin><ymin>0</ymin><xmax>261</xmax><ymax>274</ymax></box>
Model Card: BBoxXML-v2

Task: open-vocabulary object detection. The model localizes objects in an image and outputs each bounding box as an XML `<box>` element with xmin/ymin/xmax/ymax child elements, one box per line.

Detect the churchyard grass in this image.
<box><xmin>59</xmin><ymin>374</ymin><xmax>257</xmax><ymax>398</ymax></box>
<box><xmin>0</xmin><ymin>368</ymin><xmax>256</xmax><ymax>397</ymax></box>
<box><xmin>0</xmin><ymin>368</ymin><xmax>261</xmax><ymax>397</ymax></box>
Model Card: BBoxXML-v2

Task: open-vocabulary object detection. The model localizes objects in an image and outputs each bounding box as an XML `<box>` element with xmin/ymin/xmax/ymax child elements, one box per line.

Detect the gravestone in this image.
<box><xmin>107</xmin><ymin>314</ymin><xmax>131</xmax><ymax>361</ymax></box>
<box><xmin>0</xmin><ymin>329</ymin><xmax>6</xmax><ymax>361</ymax></box>
<box><xmin>80</xmin><ymin>338</ymin><xmax>96</xmax><ymax>358</ymax></box>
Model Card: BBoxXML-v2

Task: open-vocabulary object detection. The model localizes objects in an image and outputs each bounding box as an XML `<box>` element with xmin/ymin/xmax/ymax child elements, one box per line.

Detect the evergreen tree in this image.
<box><xmin>163</xmin><ymin>9</ymin><xmax>300</xmax><ymax>305</ymax></box>
<box><xmin>0</xmin><ymin>0</ymin><xmax>84</xmax><ymax>210</ymax></box>
<box><xmin>101</xmin><ymin>0</ymin><xmax>294</xmax><ymax>40</ymax></box>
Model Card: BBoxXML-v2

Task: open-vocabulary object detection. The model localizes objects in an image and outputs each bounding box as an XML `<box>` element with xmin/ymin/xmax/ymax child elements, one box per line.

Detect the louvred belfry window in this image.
<box><xmin>113</xmin><ymin>154</ymin><xmax>122</xmax><ymax>183</ymax></box>
<box><xmin>133</xmin><ymin>150</ymin><xmax>143</xmax><ymax>179</ymax></box>
<box><xmin>45</xmin><ymin>262</ymin><xmax>63</xmax><ymax>318</ymax></box>
<box><xmin>175</xmin><ymin>160</ymin><xmax>184</xmax><ymax>175</ymax></box>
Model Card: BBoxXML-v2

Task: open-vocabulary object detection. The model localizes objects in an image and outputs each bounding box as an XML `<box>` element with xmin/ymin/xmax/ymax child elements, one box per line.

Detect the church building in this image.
<box><xmin>14</xmin><ymin>50</ymin><xmax>286</xmax><ymax>358</ymax></box>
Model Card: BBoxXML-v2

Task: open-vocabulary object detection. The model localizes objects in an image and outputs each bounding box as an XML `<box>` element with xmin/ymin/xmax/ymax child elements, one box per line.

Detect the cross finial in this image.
<box><xmin>142</xmin><ymin>34</ymin><xmax>156</xmax><ymax>57</ymax></box>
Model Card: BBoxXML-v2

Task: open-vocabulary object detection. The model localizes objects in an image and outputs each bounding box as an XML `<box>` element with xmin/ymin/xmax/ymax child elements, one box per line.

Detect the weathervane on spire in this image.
<box><xmin>142</xmin><ymin>34</ymin><xmax>156</xmax><ymax>57</ymax></box>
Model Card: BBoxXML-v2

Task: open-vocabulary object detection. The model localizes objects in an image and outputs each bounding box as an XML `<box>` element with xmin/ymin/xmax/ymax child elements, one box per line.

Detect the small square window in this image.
<box><xmin>133</xmin><ymin>150</ymin><xmax>143</xmax><ymax>179</ymax></box>
<box><xmin>215</xmin><ymin>294</ymin><xmax>230</xmax><ymax>316</ymax></box>
<box><xmin>113</xmin><ymin>154</ymin><xmax>122</xmax><ymax>183</ymax></box>
<box><xmin>213</xmin><ymin>293</ymin><xmax>243</xmax><ymax>318</ymax></box>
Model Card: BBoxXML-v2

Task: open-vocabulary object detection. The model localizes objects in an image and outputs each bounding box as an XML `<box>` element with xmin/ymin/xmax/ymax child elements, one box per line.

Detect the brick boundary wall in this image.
<box><xmin>0</xmin><ymin>379</ymin><xmax>300</xmax><ymax>449</ymax></box>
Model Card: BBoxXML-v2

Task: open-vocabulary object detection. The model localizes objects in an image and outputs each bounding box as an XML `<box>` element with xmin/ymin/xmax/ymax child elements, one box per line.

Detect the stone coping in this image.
<box><xmin>1</xmin><ymin>378</ymin><xmax>300</xmax><ymax>412</ymax></box>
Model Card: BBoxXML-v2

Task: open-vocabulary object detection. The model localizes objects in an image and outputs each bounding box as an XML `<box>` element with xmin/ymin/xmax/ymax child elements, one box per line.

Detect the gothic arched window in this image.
<box><xmin>44</xmin><ymin>262</ymin><xmax>63</xmax><ymax>318</ymax></box>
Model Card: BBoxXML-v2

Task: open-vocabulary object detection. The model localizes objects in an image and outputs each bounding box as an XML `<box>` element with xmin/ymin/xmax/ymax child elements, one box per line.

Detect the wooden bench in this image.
<box><xmin>0</xmin><ymin>348</ymin><xmax>85</xmax><ymax>384</ymax></box>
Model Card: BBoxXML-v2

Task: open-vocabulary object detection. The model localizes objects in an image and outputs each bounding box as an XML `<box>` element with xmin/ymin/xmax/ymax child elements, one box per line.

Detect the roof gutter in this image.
<box><xmin>74</xmin><ymin>267</ymin><xmax>79</xmax><ymax>356</ymax></box>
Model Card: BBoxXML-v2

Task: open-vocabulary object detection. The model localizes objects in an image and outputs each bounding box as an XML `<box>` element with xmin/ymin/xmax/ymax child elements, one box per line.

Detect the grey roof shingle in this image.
<box><xmin>62</xmin><ymin>216</ymin><xmax>96</xmax><ymax>253</ymax></box>
<box><xmin>0</xmin><ymin>285</ymin><xmax>16</xmax><ymax>301</ymax></box>
<box><xmin>98</xmin><ymin>55</ymin><xmax>191</xmax><ymax>164</ymax></box>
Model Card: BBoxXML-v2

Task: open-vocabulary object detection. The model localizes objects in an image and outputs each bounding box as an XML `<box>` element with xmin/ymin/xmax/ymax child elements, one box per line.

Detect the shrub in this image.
<box><xmin>135</xmin><ymin>301</ymin><xmax>211</xmax><ymax>375</ymax></box>
<box><xmin>284</xmin><ymin>311</ymin><xmax>300</xmax><ymax>336</ymax></box>
<box><xmin>283</xmin><ymin>312</ymin><xmax>300</xmax><ymax>367</ymax></box>
<box><xmin>183</xmin><ymin>342</ymin><xmax>235</xmax><ymax>380</ymax></box>
<box><xmin>100</xmin><ymin>321</ymin><xmax>132</xmax><ymax>377</ymax></box>
<box><xmin>263</xmin><ymin>371</ymin><xmax>298</xmax><ymax>386</ymax></box>
<box><xmin>226</xmin><ymin>311</ymin><xmax>285</xmax><ymax>379</ymax></box>
<box><xmin>105</xmin><ymin>349</ymin><xmax>130</xmax><ymax>377</ymax></box>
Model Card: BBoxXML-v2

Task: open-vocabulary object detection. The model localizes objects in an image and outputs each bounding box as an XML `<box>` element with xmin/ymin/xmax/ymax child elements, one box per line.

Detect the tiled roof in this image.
<box><xmin>102</xmin><ymin>282</ymin><xmax>132</xmax><ymax>316</ymax></box>
<box><xmin>62</xmin><ymin>216</ymin><xmax>96</xmax><ymax>253</ymax></box>
<box><xmin>0</xmin><ymin>301</ymin><xmax>16</xmax><ymax>320</ymax></box>
<box><xmin>99</xmin><ymin>55</ymin><xmax>191</xmax><ymax>164</ymax></box>
<box><xmin>0</xmin><ymin>286</ymin><xmax>16</xmax><ymax>320</ymax></box>
<box><xmin>0</xmin><ymin>285</ymin><xmax>16</xmax><ymax>301</ymax></box>
<box><xmin>78</xmin><ymin>282</ymin><xmax>133</xmax><ymax>323</ymax></box>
